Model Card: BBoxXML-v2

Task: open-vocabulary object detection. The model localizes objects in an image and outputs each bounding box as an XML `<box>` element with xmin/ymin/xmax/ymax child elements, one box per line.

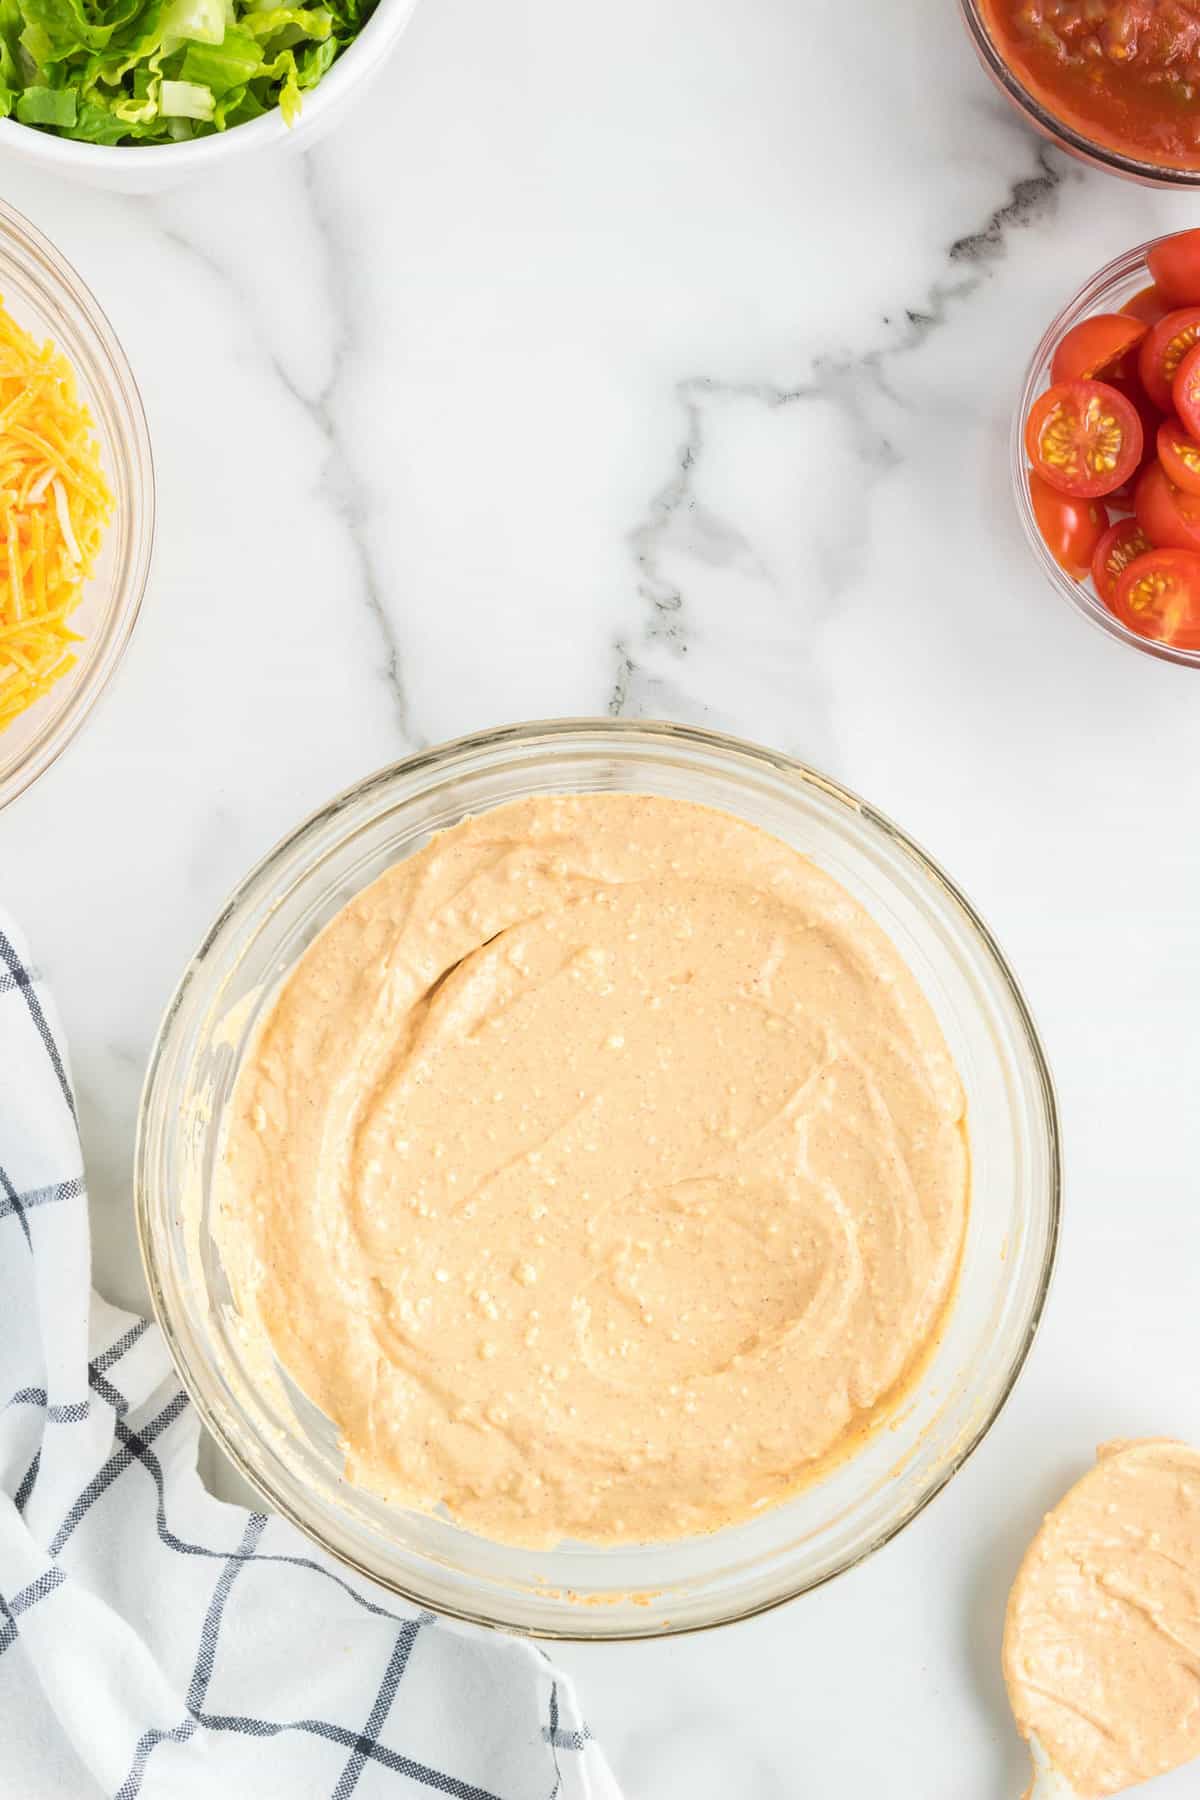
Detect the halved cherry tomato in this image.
<box><xmin>1050</xmin><ymin>314</ymin><xmax>1147</xmax><ymax>385</ymax></box>
<box><xmin>1138</xmin><ymin>308</ymin><xmax>1200</xmax><ymax>412</ymax></box>
<box><xmin>1112</xmin><ymin>547</ymin><xmax>1200</xmax><ymax>649</ymax></box>
<box><xmin>1156</xmin><ymin>417</ymin><xmax>1200</xmax><ymax>497</ymax></box>
<box><xmin>1029</xmin><ymin>471</ymin><xmax>1108</xmax><ymax>579</ymax></box>
<box><xmin>1024</xmin><ymin>380</ymin><xmax>1143</xmax><ymax>499</ymax></box>
<box><xmin>1122</xmin><ymin>284</ymin><xmax>1171</xmax><ymax>329</ymax></box>
<box><xmin>1173</xmin><ymin>340</ymin><xmax>1200</xmax><ymax>440</ymax></box>
<box><xmin>1135</xmin><ymin>461</ymin><xmax>1200</xmax><ymax>553</ymax></box>
<box><xmin>1108</xmin><ymin>366</ymin><xmax>1159</xmax><ymax>434</ymax></box>
<box><xmin>1103</xmin><ymin>373</ymin><xmax>1159</xmax><ymax>504</ymax></box>
<box><xmin>1091</xmin><ymin>518</ymin><xmax>1152</xmax><ymax>606</ymax></box>
<box><xmin>1147</xmin><ymin>230</ymin><xmax>1200</xmax><ymax>308</ymax></box>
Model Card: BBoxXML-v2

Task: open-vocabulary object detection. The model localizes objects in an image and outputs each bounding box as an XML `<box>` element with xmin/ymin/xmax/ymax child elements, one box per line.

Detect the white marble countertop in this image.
<box><xmin>3</xmin><ymin>0</ymin><xmax>1200</xmax><ymax>1793</ymax></box>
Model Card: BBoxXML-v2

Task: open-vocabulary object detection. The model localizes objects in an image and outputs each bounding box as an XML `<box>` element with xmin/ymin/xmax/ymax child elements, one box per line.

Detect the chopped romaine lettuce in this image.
<box><xmin>159</xmin><ymin>75</ymin><xmax>213</xmax><ymax>116</ymax></box>
<box><xmin>15</xmin><ymin>82</ymin><xmax>75</xmax><ymax>124</ymax></box>
<box><xmin>0</xmin><ymin>0</ymin><xmax>371</xmax><ymax>143</ymax></box>
<box><xmin>179</xmin><ymin>25</ymin><xmax>265</xmax><ymax>91</ymax></box>
<box><xmin>161</xmin><ymin>0</ymin><xmax>225</xmax><ymax>46</ymax></box>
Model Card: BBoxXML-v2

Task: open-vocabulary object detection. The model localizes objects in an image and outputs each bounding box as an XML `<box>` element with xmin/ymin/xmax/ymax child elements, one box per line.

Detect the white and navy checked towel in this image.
<box><xmin>0</xmin><ymin>908</ymin><xmax>622</xmax><ymax>1800</ymax></box>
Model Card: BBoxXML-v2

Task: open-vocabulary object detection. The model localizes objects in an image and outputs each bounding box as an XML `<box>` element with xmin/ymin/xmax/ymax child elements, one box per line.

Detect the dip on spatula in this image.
<box><xmin>1004</xmin><ymin>1439</ymin><xmax>1200</xmax><ymax>1799</ymax></box>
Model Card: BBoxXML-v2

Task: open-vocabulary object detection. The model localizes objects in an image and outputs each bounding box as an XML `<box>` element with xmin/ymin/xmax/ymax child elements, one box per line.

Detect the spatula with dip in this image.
<box><xmin>1023</xmin><ymin>1732</ymin><xmax>1081</xmax><ymax>1799</ymax></box>
<box><xmin>1003</xmin><ymin>1439</ymin><xmax>1200</xmax><ymax>1800</ymax></box>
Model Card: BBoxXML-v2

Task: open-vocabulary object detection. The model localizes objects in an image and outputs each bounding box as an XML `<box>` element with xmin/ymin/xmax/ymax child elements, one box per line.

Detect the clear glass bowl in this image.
<box><xmin>0</xmin><ymin>198</ymin><xmax>154</xmax><ymax>808</ymax></box>
<box><xmin>959</xmin><ymin>0</ymin><xmax>1200</xmax><ymax>187</ymax></box>
<box><xmin>136</xmin><ymin>720</ymin><xmax>1061</xmax><ymax>1640</ymax></box>
<box><xmin>1012</xmin><ymin>238</ymin><xmax>1200</xmax><ymax>670</ymax></box>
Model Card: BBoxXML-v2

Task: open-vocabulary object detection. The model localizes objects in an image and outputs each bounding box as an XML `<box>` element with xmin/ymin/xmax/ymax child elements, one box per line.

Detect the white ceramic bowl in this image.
<box><xmin>0</xmin><ymin>0</ymin><xmax>420</xmax><ymax>194</ymax></box>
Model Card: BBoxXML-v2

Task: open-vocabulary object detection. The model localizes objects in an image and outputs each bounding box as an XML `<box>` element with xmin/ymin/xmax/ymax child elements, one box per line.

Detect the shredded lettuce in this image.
<box><xmin>161</xmin><ymin>0</ymin><xmax>225</xmax><ymax>47</ymax></box>
<box><xmin>159</xmin><ymin>75</ymin><xmax>212</xmax><ymax>116</ymax></box>
<box><xmin>15</xmin><ymin>81</ymin><xmax>75</xmax><ymax>123</ymax></box>
<box><xmin>0</xmin><ymin>0</ymin><xmax>371</xmax><ymax>142</ymax></box>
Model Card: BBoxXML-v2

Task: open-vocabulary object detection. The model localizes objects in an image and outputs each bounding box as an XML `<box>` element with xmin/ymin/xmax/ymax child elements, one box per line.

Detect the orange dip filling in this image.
<box><xmin>1005</xmin><ymin>1440</ymin><xmax>1200</xmax><ymax>1796</ymax></box>
<box><xmin>216</xmin><ymin>794</ymin><xmax>969</xmax><ymax>1547</ymax></box>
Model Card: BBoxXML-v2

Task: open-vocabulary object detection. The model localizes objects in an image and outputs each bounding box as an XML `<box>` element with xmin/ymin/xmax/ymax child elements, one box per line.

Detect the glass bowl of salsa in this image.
<box><xmin>962</xmin><ymin>0</ymin><xmax>1200</xmax><ymax>184</ymax></box>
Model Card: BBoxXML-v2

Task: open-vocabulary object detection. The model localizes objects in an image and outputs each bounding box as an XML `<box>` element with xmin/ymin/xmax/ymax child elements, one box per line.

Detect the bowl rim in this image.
<box><xmin>135</xmin><ymin>717</ymin><xmax>1063</xmax><ymax>1640</ymax></box>
<box><xmin>1012</xmin><ymin>235</ymin><xmax>1200</xmax><ymax>670</ymax></box>
<box><xmin>0</xmin><ymin>195</ymin><xmax>155</xmax><ymax>810</ymax></box>
<box><xmin>958</xmin><ymin>0</ymin><xmax>1200</xmax><ymax>188</ymax></box>
<box><xmin>0</xmin><ymin>0</ymin><xmax>419</xmax><ymax>172</ymax></box>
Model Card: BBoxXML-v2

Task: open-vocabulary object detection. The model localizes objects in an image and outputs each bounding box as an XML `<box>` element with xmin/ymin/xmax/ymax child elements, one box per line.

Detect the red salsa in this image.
<box><xmin>979</xmin><ymin>0</ymin><xmax>1200</xmax><ymax>171</ymax></box>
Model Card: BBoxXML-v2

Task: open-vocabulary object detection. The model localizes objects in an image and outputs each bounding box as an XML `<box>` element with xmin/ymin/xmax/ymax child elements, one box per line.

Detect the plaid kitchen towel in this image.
<box><xmin>0</xmin><ymin>908</ymin><xmax>622</xmax><ymax>1800</ymax></box>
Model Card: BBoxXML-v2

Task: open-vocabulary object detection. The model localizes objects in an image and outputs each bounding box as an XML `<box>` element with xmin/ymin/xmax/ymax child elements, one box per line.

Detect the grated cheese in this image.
<box><xmin>0</xmin><ymin>298</ymin><xmax>114</xmax><ymax>734</ymax></box>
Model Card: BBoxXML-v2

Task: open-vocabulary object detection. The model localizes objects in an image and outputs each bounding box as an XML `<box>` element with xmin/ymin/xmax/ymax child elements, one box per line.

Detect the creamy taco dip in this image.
<box><xmin>216</xmin><ymin>793</ymin><xmax>969</xmax><ymax>1547</ymax></box>
<box><xmin>1005</xmin><ymin>1438</ymin><xmax>1200</xmax><ymax>1798</ymax></box>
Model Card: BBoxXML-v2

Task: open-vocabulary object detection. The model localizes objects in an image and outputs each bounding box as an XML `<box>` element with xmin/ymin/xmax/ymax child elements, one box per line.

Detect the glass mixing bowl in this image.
<box><xmin>0</xmin><ymin>197</ymin><xmax>155</xmax><ymax>810</ymax></box>
<box><xmin>1012</xmin><ymin>238</ymin><xmax>1200</xmax><ymax>670</ymax></box>
<box><xmin>136</xmin><ymin>720</ymin><xmax>1060</xmax><ymax>1640</ymax></box>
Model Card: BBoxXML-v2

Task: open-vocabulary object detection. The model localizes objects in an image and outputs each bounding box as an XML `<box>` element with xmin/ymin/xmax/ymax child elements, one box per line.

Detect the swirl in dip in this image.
<box><xmin>216</xmin><ymin>793</ymin><xmax>969</xmax><ymax>1547</ymax></box>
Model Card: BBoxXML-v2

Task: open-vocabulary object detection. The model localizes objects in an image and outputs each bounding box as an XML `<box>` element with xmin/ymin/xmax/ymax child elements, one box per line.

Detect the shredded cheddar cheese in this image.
<box><xmin>0</xmin><ymin>298</ymin><xmax>114</xmax><ymax>734</ymax></box>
